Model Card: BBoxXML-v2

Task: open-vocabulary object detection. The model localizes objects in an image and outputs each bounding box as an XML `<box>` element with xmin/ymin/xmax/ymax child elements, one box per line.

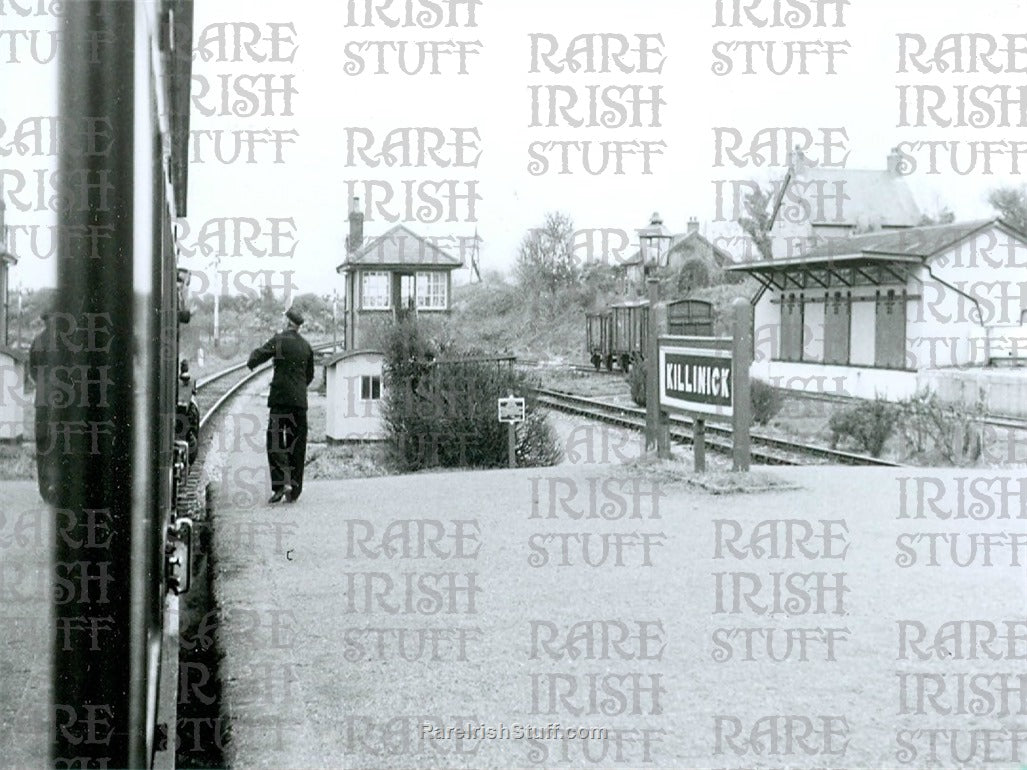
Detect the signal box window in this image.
<box><xmin>361</xmin><ymin>272</ymin><xmax>391</xmax><ymax>309</ymax></box>
<box><xmin>360</xmin><ymin>375</ymin><xmax>381</xmax><ymax>401</ymax></box>
<box><xmin>416</xmin><ymin>272</ymin><xmax>447</xmax><ymax>309</ymax></box>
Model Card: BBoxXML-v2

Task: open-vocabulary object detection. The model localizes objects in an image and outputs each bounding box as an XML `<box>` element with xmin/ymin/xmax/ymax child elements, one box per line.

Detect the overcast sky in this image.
<box><xmin>3</xmin><ymin>0</ymin><xmax>1026</xmax><ymax>294</ymax></box>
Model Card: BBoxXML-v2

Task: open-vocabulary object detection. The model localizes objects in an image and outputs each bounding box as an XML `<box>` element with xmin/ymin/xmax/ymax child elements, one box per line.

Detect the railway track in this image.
<box><xmin>193</xmin><ymin>341</ymin><xmax>338</xmax><ymax>432</ymax></box>
<box><xmin>176</xmin><ymin>342</ymin><xmax>339</xmax><ymax>511</ymax></box>
<box><xmin>530</xmin><ymin>387</ymin><xmax>902</xmax><ymax>467</ymax></box>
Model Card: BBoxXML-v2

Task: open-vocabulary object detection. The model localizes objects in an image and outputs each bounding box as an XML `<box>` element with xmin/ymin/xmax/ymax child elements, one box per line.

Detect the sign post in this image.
<box><xmin>498</xmin><ymin>394</ymin><xmax>525</xmax><ymax>468</ymax></box>
<box><xmin>658</xmin><ymin>317</ymin><xmax>752</xmax><ymax>472</ymax></box>
<box><xmin>732</xmin><ymin>298</ymin><xmax>753</xmax><ymax>472</ymax></box>
<box><xmin>694</xmin><ymin>418</ymin><xmax>705</xmax><ymax>472</ymax></box>
<box><xmin>645</xmin><ymin>279</ymin><xmax>671</xmax><ymax>459</ymax></box>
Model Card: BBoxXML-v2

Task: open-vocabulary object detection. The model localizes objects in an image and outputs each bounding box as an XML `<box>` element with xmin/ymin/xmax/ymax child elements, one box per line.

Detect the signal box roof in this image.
<box><xmin>337</xmin><ymin>224</ymin><xmax>463</xmax><ymax>272</ymax></box>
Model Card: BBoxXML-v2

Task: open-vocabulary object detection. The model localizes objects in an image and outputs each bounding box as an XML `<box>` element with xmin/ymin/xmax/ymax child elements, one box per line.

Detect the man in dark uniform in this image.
<box><xmin>247</xmin><ymin>308</ymin><xmax>315</xmax><ymax>503</ymax></box>
<box><xmin>28</xmin><ymin>310</ymin><xmax>58</xmax><ymax>504</ymax></box>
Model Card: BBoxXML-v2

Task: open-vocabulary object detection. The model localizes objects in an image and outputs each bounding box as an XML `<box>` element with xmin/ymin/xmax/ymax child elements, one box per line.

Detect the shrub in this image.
<box><xmin>628</xmin><ymin>359</ymin><xmax>646</xmax><ymax>407</ymax></box>
<box><xmin>750</xmin><ymin>379</ymin><xmax>783</xmax><ymax>426</ymax></box>
<box><xmin>516</xmin><ymin>409</ymin><xmax>564</xmax><ymax>467</ymax></box>
<box><xmin>828</xmin><ymin>397</ymin><xmax>897</xmax><ymax>457</ymax></box>
<box><xmin>896</xmin><ymin>388</ymin><xmax>984</xmax><ymax>465</ymax></box>
<box><xmin>381</xmin><ymin>320</ymin><xmax>561</xmax><ymax>471</ymax></box>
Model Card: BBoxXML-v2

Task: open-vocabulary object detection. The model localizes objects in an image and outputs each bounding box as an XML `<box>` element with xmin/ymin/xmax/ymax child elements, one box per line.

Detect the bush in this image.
<box><xmin>750</xmin><ymin>379</ymin><xmax>783</xmax><ymax>426</ymax></box>
<box><xmin>516</xmin><ymin>409</ymin><xmax>564</xmax><ymax>467</ymax></box>
<box><xmin>628</xmin><ymin>359</ymin><xmax>646</xmax><ymax>407</ymax></box>
<box><xmin>896</xmin><ymin>388</ymin><xmax>983</xmax><ymax>465</ymax></box>
<box><xmin>381</xmin><ymin>320</ymin><xmax>562</xmax><ymax>471</ymax></box>
<box><xmin>828</xmin><ymin>397</ymin><xmax>897</xmax><ymax>457</ymax></box>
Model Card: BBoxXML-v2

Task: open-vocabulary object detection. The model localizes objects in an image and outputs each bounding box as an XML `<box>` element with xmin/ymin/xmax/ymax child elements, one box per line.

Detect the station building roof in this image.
<box><xmin>336</xmin><ymin>224</ymin><xmax>462</xmax><ymax>272</ymax></box>
<box><xmin>770</xmin><ymin>167</ymin><xmax>922</xmax><ymax>230</ymax></box>
<box><xmin>727</xmin><ymin>218</ymin><xmax>1021</xmax><ymax>291</ymax></box>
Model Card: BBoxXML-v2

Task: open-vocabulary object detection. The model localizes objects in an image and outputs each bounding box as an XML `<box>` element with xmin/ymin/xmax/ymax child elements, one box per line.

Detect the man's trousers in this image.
<box><xmin>266</xmin><ymin>407</ymin><xmax>308</xmax><ymax>499</ymax></box>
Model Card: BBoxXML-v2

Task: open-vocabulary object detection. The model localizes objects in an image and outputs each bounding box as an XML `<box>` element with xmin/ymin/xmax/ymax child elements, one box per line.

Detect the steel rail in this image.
<box><xmin>194</xmin><ymin>341</ymin><xmax>338</xmax><ymax>434</ymax></box>
<box><xmin>531</xmin><ymin>387</ymin><xmax>902</xmax><ymax>467</ymax></box>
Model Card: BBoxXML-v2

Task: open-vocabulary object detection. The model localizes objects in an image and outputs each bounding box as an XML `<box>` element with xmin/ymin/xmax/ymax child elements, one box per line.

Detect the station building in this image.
<box><xmin>326</xmin><ymin>198</ymin><xmax>462</xmax><ymax>440</ymax></box>
<box><xmin>730</xmin><ymin>218</ymin><xmax>1027</xmax><ymax>407</ymax></box>
<box><xmin>767</xmin><ymin>147</ymin><xmax>922</xmax><ymax>258</ymax></box>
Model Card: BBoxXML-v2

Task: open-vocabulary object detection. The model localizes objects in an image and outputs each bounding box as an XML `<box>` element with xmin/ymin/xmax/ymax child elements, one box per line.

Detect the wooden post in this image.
<box><xmin>694</xmin><ymin>418</ymin><xmax>706</xmax><ymax>472</ymax></box>
<box><xmin>732</xmin><ymin>298</ymin><xmax>753</xmax><ymax>471</ymax></box>
<box><xmin>508</xmin><ymin>422</ymin><xmax>516</xmax><ymax>468</ymax></box>
<box><xmin>645</xmin><ymin>278</ymin><xmax>660</xmax><ymax>454</ymax></box>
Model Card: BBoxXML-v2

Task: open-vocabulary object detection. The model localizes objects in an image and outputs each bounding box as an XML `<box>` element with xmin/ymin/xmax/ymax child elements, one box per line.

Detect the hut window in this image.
<box><xmin>360</xmin><ymin>375</ymin><xmax>382</xmax><ymax>401</ymax></box>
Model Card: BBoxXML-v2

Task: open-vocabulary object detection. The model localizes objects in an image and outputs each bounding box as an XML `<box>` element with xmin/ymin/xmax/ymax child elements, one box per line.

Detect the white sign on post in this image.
<box><xmin>497</xmin><ymin>396</ymin><xmax>525</xmax><ymax>423</ymax></box>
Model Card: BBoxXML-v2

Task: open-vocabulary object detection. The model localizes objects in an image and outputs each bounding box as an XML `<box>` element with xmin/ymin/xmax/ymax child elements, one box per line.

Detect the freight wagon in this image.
<box><xmin>586</xmin><ymin>298</ymin><xmax>714</xmax><ymax>371</ymax></box>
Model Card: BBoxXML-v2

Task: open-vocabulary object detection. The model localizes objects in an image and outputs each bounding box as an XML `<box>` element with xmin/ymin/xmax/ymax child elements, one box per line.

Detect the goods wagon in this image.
<box><xmin>586</xmin><ymin>299</ymin><xmax>714</xmax><ymax>371</ymax></box>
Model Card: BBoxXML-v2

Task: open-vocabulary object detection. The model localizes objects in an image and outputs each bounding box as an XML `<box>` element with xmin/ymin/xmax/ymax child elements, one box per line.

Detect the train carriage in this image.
<box><xmin>49</xmin><ymin>1</ymin><xmax>197</xmax><ymax>767</ymax></box>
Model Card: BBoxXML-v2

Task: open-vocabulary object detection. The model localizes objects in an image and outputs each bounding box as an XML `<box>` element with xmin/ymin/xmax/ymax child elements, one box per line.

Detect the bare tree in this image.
<box><xmin>987</xmin><ymin>184</ymin><xmax>1027</xmax><ymax>233</ymax></box>
<box><xmin>919</xmin><ymin>195</ymin><xmax>955</xmax><ymax>226</ymax></box>
<box><xmin>515</xmin><ymin>211</ymin><xmax>579</xmax><ymax>299</ymax></box>
<box><xmin>918</xmin><ymin>209</ymin><xmax>955</xmax><ymax>226</ymax></box>
<box><xmin>737</xmin><ymin>183</ymin><xmax>774</xmax><ymax>261</ymax></box>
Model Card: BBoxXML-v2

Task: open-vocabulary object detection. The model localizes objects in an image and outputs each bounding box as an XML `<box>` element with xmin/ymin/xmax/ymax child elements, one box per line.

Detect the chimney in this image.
<box><xmin>887</xmin><ymin>146</ymin><xmax>903</xmax><ymax>174</ymax></box>
<box><xmin>687</xmin><ymin>216</ymin><xmax>699</xmax><ymax>234</ymax></box>
<box><xmin>347</xmin><ymin>196</ymin><xmax>363</xmax><ymax>254</ymax></box>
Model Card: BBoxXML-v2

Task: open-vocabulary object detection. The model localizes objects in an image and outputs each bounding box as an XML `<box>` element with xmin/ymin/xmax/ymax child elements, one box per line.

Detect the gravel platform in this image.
<box><xmin>207</xmin><ymin>390</ymin><xmax>1027</xmax><ymax>769</ymax></box>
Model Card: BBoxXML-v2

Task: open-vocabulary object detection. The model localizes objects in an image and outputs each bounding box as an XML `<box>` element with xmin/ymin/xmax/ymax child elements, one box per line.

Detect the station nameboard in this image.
<box><xmin>658</xmin><ymin>337</ymin><xmax>733</xmax><ymax>418</ymax></box>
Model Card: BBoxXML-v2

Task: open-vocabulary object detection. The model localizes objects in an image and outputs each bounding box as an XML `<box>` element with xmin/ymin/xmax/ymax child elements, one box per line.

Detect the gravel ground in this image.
<box><xmin>208</xmin><ymin>380</ymin><xmax>1027</xmax><ymax>769</ymax></box>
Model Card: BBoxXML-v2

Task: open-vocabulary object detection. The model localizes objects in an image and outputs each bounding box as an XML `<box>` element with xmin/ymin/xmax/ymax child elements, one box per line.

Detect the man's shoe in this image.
<box><xmin>268</xmin><ymin>490</ymin><xmax>287</xmax><ymax>504</ymax></box>
<box><xmin>286</xmin><ymin>491</ymin><xmax>300</xmax><ymax>503</ymax></box>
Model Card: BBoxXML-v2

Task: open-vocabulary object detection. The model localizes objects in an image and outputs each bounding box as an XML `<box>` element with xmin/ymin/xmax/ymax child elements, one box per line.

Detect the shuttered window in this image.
<box><xmin>780</xmin><ymin>293</ymin><xmax>803</xmax><ymax>362</ymax></box>
<box><xmin>824</xmin><ymin>291</ymin><xmax>851</xmax><ymax>365</ymax></box>
<box><xmin>875</xmin><ymin>289</ymin><xmax>907</xmax><ymax>369</ymax></box>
